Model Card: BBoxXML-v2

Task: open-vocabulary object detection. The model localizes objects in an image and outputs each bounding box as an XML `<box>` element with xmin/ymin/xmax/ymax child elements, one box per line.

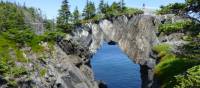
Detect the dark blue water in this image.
<box><xmin>91</xmin><ymin>43</ymin><xmax>141</xmax><ymax>88</ymax></box>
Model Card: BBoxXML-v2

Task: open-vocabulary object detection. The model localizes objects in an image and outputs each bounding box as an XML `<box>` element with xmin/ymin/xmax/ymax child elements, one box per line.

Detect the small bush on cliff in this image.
<box><xmin>11</xmin><ymin>66</ymin><xmax>27</xmax><ymax>78</ymax></box>
<box><xmin>155</xmin><ymin>58</ymin><xmax>199</xmax><ymax>84</ymax></box>
<box><xmin>123</xmin><ymin>7</ymin><xmax>144</xmax><ymax>15</ymax></box>
<box><xmin>156</xmin><ymin>3</ymin><xmax>186</xmax><ymax>15</ymax></box>
<box><xmin>165</xmin><ymin>65</ymin><xmax>200</xmax><ymax>88</ymax></box>
<box><xmin>153</xmin><ymin>44</ymin><xmax>200</xmax><ymax>87</ymax></box>
<box><xmin>39</xmin><ymin>68</ymin><xmax>47</xmax><ymax>77</ymax></box>
<box><xmin>158</xmin><ymin>20</ymin><xmax>192</xmax><ymax>35</ymax></box>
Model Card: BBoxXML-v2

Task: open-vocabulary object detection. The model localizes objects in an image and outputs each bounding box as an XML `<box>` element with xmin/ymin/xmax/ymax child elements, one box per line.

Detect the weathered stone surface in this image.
<box><xmin>1</xmin><ymin>14</ymin><xmax>187</xmax><ymax>88</ymax></box>
<box><xmin>0</xmin><ymin>42</ymin><xmax>99</xmax><ymax>88</ymax></box>
<box><xmin>69</xmin><ymin>14</ymin><xmax>189</xmax><ymax>88</ymax></box>
<box><xmin>71</xmin><ymin>15</ymin><xmax>160</xmax><ymax>88</ymax></box>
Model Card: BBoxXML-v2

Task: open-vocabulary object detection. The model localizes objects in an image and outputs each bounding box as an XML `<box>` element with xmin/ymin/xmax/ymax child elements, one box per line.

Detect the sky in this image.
<box><xmin>3</xmin><ymin>0</ymin><xmax>185</xmax><ymax>19</ymax></box>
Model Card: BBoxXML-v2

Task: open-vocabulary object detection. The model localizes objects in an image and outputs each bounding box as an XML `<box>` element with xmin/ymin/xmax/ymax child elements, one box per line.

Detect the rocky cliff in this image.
<box><xmin>0</xmin><ymin>41</ymin><xmax>99</xmax><ymax>88</ymax></box>
<box><xmin>69</xmin><ymin>14</ymin><xmax>188</xmax><ymax>88</ymax></box>
<box><xmin>0</xmin><ymin>14</ymin><xmax>185</xmax><ymax>88</ymax></box>
<box><xmin>71</xmin><ymin>15</ymin><xmax>160</xmax><ymax>88</ymax></box>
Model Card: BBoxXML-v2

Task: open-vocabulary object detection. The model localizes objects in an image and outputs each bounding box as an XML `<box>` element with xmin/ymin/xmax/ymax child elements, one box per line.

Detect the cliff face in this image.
<box><xmin>74</xmin><ymin>15</ymin><xmax>159</xmax><ymax>65</ymax></box>
<box><xmin>70</xmin><ymin>14</ymin><xmax>188</xmax><ymax>88</ymax></box>
<box><xmin>0</xmin><ymin>41</ymin><xmax>99</xmax><ymax>88</ymax></box>
<box><xmin>71</xmin><ymin>15</ymin><xmax>161</xmax><ymax>88</ymax></box>
<box><xmin>0</xmin><ymin>14</ymin><xmax>184</xmax><ymax>88</ymax></box>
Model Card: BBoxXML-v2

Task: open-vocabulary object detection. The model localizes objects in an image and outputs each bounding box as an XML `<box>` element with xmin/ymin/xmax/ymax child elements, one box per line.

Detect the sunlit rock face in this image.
<box><xmin>71</xmin><ymin>15</ymin><xmax>160</xmax><ymax>88</ymax></box>
<box><xmin>73</xmin><ymin>15</ymin><xmax>159</xmax><ymax>67</ymax></box>
<box><xmin>100</xmin><ymin>15</ymin><xmax>159</xmax><ymax>66</ymax></box>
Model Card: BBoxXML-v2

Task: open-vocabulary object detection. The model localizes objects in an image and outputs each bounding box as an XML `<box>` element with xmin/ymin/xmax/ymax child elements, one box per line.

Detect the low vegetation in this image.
<box><xmin>153</xmin><ymin>43</ymin><xmax>200</xmax><ymax>87</ymax></box>
<box><xmin>155</xmin><ymin>2</ymin><xmax>200</xmax><ymax>85</ymax></box>
<box><xmin>56</xmin><ymin>0</ymin><xmax>144</xmax><ymax>32</ymax></box>
<box><xmin>152</xmin><ymin>43</ymin><xmax>172</xmax><ymax>58</ymax></box>
<box><xmin>0</xmin><ymin>1</ymin><xmax>64</xmax><ymax>86</ymax></box>
<box><xmin>158</xmin><ymin>20</ymin><xmax>192</xmax><ymax>35</ymax></box>
<box><xmin>165</xmin><ymin>65</ymin><xmax>200</xmax><ymax>88</ymax></box>
<box><xmin>156</xmin><ymin>3</ymin><xmax>186</xmax><ymax>15</ymax></box>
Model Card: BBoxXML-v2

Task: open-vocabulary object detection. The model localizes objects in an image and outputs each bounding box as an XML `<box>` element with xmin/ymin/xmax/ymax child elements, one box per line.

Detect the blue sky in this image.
<box><xmin>4</xmin><ymin>0</ymin><xmax>185</xmax><ymax>19</ymax></box>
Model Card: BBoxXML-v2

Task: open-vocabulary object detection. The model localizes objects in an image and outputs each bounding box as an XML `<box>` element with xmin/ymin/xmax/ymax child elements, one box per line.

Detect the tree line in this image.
<box><xmin>157</xmin><ymin>0</ymin><xmax>200</xmax><ymax>22</ymax></box>
<box><xmin>56</xmin><ymin>0</ymin><xmax>144</xmax><ymax>33</ymax></box>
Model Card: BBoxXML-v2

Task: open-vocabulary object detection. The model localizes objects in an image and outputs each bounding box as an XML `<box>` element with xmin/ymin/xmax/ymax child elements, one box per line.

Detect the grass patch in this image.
<box><xmin>155</xmin><ymin>58</ymin><xmax>198</xmax><ymax>83</ymax></box>
<box><xmin>153</xmin><ymin>43</ymin><xmax>200</xmax><ymax>87</ymax></box>
<box><xmin>152</xmin><ymin>43</ymin><xmax>172</xmax><ymax>58</ymax></box>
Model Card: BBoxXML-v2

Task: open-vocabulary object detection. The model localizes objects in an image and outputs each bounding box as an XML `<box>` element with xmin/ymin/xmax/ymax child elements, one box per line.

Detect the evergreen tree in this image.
<box><xmin>110</xmin><ymin>2</ymin><xmax>121</xmax><ymax>14</ymax></box>
<box><xmin>72</xmin><ymin>6</ymin><xmax>80</xmax><ymax>25</ymax></box>
<box><xmin>98</xmin><ymin>0</ymin><xmax>105</xmax><ymax>13</ymax></box>
<box><xmin>120</xmin><ymin>0</ymin><xmax>125</xmax><ymax>11</ymax></box>
<box><xmin>82</xmin><ymin>1</ymin><xmax>96</xmax><ymax>20</ymax></box>
<box><xmin>56</xmin><ymin>0</ymin><xmax>71</xmax><ymax>32</ymax></box>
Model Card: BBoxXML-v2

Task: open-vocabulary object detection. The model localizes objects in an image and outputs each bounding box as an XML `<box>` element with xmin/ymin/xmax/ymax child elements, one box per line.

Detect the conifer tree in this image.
<box><xmin>98</xmin><ymin>0</ymin><xmax>105</xmax><ymax>13</ymax></box>
<box><xmin>72</xmin><ymin>6</ymin><xmax>80</xmax><ymax>25</ymax></box>
<box><xmin>57</xmin><ymin>0</ymin><xmax>71</xmax><ymax>32</ymax></box>
<box><xmin>120</xmin><ymin>0</ymin><xmax>125</xmax><ymax>12</ymax></box>
<box><xmin>82</xmin><ymin>1</ymin><xmax>96</xmax><ymax>20</ymax></box>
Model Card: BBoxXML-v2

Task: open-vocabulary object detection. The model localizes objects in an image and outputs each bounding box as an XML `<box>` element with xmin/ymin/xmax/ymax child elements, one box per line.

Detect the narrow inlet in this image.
<box><xmin>91</xmin><ymin>43</ymin><xmax>141</xmax><ymax>88</ymax></box>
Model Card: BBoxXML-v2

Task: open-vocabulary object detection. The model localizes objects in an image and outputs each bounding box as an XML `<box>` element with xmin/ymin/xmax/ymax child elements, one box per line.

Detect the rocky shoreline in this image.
<box><xmin>0</xmin><ymin>14</ymin><xmax>188</xmax><ymax>88</ymax></box>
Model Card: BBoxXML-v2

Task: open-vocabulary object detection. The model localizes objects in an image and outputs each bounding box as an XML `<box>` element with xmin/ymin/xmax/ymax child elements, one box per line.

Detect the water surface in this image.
<box><xmin>91</xmin><ymin>43</ymin><xmax>141</xmax><ymax>88</ymax></box>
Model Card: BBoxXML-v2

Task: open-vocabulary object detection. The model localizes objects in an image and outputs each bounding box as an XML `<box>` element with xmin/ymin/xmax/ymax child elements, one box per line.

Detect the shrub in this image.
<box><xmin>156</xmin><ymin>3</ymin><xmax>186</xmax><ymax>15</ymax></box>
<box><xmin>180</xmin><ymin>41</ymin><xmax>200</xmax><ymax>59</ymax></box>
<box><xmin>124</xmin><ymin>8</ymin><xmax>144</xmax><ymax>15</ymax></box>
<box><xmin>15</xmin><ymin>49</ymin><xmax>27</xmax><ymax>63</ymax></box>
<box><xmin>165</xmin><ymin>65</ymin><xmax>200</xmax><ymax>88</ymax></box>
<box><xmin>43</xmin><ymin>31</ymin><xmax>64</xmax><ymax>42</ymax></box>
<box><xmin>0</xmin><ymin>59</ymin><xmax>9</xmax><ymax>75</ymax></box>
<box><xmin>2</xmin><ymin>28</ymin><xmax>35</xmax><ymax>45</ymax></box>
<box><xmin>11</xmin><ymin>66</ymin><xmax>27</xmax><ymax>78</ymax></box>
<box><xmin>153</xmin><ymin>43</ymin><xmax>200</xmax><ymax>87</ymax></box>
<box><xmin>39</xmin><ymin>68</ymin><xmax>47</xmax><ymax>77</ymax></box>
<box><xmin>154</xmin><ymin>58</ymin><xmax>198</xmax><ymax>83</ymax></box>
<box><xmin>158</xmin><ymin>20</ymin><xmax>192</xmax><ymax>34</ymax></box>
<box><xmin>0</xmin><ymin>2</ymin><xmax>25</xmax><ymax>32</ymax></box>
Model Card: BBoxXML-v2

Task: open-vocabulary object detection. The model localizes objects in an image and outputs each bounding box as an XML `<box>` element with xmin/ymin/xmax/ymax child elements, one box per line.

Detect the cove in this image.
<box><xmin>91</xmin><ymin>43</ymin><xmax>141</xmax><ymax>88</ymax></box>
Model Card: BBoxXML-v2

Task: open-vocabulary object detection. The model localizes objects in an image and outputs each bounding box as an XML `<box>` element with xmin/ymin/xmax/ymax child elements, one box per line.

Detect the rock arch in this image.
<box><xmin>61</xmin><ymin>15</ymin><xmax>160</xmax><ymax>88</ymax></box>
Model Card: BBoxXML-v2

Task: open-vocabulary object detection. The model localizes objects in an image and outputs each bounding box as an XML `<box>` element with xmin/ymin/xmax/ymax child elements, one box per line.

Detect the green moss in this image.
<box><xmin>182</xmin><ymin>35</ymin><xmax>193</xmax><ymax>41</ymax></box>
<box><xmin>160</xmin><ymin>54</ymin><xmax>176</xmax><ymax>62</ymax></box>
<box><xmin>153</xmin><ymin>43</ymin><xmax>200</xmax><ymax>87</ymax></box>
<box><xmin>39</xmin><ymin>68</ymin><xmax>47</xmax><ymax>77</ymax></box>
<box><xmin>152</xmin><ymin>44</ymin><xmax>172</xmax><ymax>58</ymax></box>
<box><xmin>155</xmin><ymin>58</ymin><xmax>199</xmax><ymax>86</ymax></box>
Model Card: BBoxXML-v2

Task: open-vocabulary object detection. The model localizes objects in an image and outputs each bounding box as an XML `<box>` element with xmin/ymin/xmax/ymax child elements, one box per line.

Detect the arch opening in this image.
<box><xmin>91</xmin><ymin>42</ymin><xmax>141</xmax><ymax>88</ymax></box>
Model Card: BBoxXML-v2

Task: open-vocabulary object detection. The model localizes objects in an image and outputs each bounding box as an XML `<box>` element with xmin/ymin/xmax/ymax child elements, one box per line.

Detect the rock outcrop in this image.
<box><xmin>1</xmin><ymin>14</ymin><xmax>184</xmax><ymax>88</ymax></box>
<box><xmin>0</xmin><ymin>41</ymin><xmax>99</xmax><ymax>88</ymax></box>
<box><xmin>69</xmin><ymin>14</ymin><xmax>190</xmax><ymax>88</ymax></box>
<box><xmin>71</xmin><ymin>15</ymin><xmax>160</xmax><ymax>88</ymax></box>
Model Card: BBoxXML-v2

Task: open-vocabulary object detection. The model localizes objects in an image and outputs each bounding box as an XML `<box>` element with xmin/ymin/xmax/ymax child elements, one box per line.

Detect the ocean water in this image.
<box><xmin>91</xmin><ymin>43</ymin><xmax>141</xmax><ymax>88</ymax></box>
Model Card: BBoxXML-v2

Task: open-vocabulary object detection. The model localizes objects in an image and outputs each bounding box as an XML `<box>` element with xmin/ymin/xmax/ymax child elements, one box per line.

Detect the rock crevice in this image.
<box><xmin>70</xmin><ymin>15</ymin><xmax>161</xmax><ymax>88</ymax></box>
